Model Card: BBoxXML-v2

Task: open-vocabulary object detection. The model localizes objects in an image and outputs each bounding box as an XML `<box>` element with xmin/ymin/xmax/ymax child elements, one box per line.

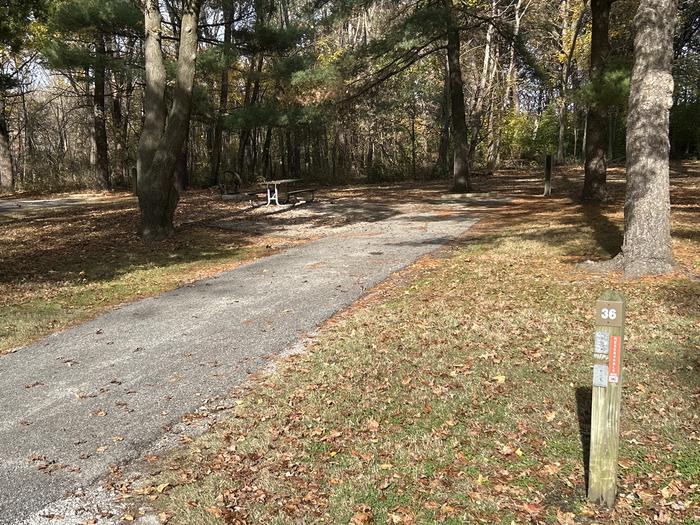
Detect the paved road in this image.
<box><xmin>0</xmin><ymin>207</ymin><xmax>479</xmax><ymax>524</ymax></box>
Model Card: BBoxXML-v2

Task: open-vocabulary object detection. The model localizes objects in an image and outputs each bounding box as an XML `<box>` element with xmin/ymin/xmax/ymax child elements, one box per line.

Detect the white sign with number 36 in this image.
<box><xmin>600</xmin><ymin>308</ymin><xmax>617</xmax><ymax>320</ymax></box>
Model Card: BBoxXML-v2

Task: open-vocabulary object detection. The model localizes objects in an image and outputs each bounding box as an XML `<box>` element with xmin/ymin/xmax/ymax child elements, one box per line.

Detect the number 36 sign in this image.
<box><xmin>596</xmin><ymin>300</ymin><xmax>624</xmax><ymax>327</ymax></box>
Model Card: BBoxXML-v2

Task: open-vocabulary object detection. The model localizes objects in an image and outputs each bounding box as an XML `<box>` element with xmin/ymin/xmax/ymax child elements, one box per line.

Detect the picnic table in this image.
<box><xmin>261</xmin><ymin>179</ymin><xmax>316</xmax><ymax>205</ymax></box>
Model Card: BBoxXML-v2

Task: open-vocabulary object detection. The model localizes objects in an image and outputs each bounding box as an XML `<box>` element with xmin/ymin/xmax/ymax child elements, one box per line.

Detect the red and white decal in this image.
<box><xmin>608</xmin><ymin>335</ymin><xmax>621</xmax><ymax>383</ymax></box>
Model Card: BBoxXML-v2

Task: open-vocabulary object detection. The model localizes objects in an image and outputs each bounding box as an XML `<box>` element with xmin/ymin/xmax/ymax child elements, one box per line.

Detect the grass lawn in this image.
<box><xmin>0</xmin><ymin>192</ymin><xmax>286</xmax><ymax>353</ymax></box>
<box><xmin>119</xmin><ymin>164</ymin><xmax>699</xmax><ymax>524</ymax></box>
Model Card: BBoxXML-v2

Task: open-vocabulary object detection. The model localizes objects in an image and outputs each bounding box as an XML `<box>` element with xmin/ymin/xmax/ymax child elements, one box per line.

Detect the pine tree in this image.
<box><xmin>0</xmin><ymin>0</ymin><xmax>45</xmax><ymax>191</ymax></box>
<box><xmin>42</xmin><ymin>0</ymin><xmax>140</xmax><ymax>190</ymax></box>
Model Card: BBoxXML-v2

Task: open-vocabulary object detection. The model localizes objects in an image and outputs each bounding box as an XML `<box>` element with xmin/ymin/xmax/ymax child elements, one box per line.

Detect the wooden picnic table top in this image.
<box><xmin>262</xmin><ymin>179</ymin><xmax>301</xmax><ymax>186</ymax></box>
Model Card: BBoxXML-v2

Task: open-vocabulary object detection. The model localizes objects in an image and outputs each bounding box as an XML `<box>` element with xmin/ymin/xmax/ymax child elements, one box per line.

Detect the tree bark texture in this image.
<box><xmin>0</xmin><ymin>97</ymin><xmax>14</xmax><ymax>191</ymax></box>
<box><xmin>137</xmin><ymin>0</ymin><xmax>202</xmax><ymax>241</ymax></box>
<box><xmin>445</xmin><ymin>0</ymin><xmax>470</xmax><ymax>192</ymax></box>
<box><xmin>93</xmin><ymin>36</ymin><xmax>111</xmax><ymax>190</ymax></box>
<box><xmin>621</xmin><ymin>0</ymin><xmax>676</xmax><ymax>278</ymax></box>
<box><xmin>582</xmin><ymin>0</ymin><xmax>613</xmax><ymax>202</ymax></box>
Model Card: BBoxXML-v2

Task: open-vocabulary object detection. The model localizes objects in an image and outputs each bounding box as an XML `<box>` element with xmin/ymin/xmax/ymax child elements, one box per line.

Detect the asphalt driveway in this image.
<box><xmin>0</xmin><ymin>205</ymin><xmax>481</xmax><ymax>524</ymax></box>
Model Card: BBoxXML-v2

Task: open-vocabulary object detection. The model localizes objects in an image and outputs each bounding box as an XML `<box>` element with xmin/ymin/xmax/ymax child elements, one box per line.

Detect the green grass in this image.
<box><xmin>0</xmin><ymin>195</ymin><xmax>278</xmax><ymax>353</ymax></box>
<box><xmin>127</xmin><ymin>189</ymin><xmax>699</xmax><ymax>524</ymax></box>
<box><xmin>0</xmin><ymin>244</ymin><xmax>269</xmax><ymax>352</ymax></box>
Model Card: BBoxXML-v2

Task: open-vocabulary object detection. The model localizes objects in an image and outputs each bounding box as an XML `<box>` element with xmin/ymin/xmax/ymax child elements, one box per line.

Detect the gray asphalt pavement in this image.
<box><xmin>0</xmin><ymin>207</ymin><xmax>479</xmax><ymax>524</ymax></box>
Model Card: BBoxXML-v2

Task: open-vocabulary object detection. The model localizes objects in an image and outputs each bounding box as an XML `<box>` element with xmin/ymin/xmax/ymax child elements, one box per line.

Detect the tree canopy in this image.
<box><xmin>0</xmin><ymin>0</ymin><xmax>696</xmax><ymax>267</ymax></box>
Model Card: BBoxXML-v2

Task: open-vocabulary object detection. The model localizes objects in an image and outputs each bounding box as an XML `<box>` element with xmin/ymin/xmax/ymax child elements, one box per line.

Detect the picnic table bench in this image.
<box><xmin>286</xmin><ymin>187</ymin><xmax>316</xmax><ymax>203</ymax></box>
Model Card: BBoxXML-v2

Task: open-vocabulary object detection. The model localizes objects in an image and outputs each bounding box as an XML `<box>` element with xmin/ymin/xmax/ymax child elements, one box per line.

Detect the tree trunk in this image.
<box><xmin>486</xmin><ymin>97</ymin><xmax>499</xmax><ymax>172</ymax></box>
<box><xmin>619</xmin><ymin>0</ymin><xmax>676</xmax><ymax>278</ymax></box>
<box><xmin>556</xmin><ymin>1</ymin><xmax>586</xmax><ymax>164</ymax></box>
<box><xmin>262</xmin><ymin>126</ymin><xmax>272</xmax><ymax>178</ymax></box>
<box><xmin>582</xmin><ymin>0</ymin><xmax>612</xmax><ymax>202</ymax></box>
<box><xmin>93</xmin><ymin>36</ymin><xmax>111</xmax><ymax>189</ymax></box>
<box><xmin>0</xmin><ymin>97</ymin><xmax>14</xmax><ymax>192</ymax></box>
<box><xmin>505</xmin><ymin>0</ymin><xmax>523</xmax><ymax>112</ymax></box>
<box><xmin>410</xmin><ymin>96</ymin><xmax>417</xmax><ymax>179</ymax></box>
<box><xmin>137</xmin><ymin>0</ymin><xmax>202</xmax><ymax>241</ymax></box>
<box><xmin>468</xmin><ymin>0</ymin><xmax>497</xmax><ymax>171</ymax></box>
<box><xmin>174</xmin><ymin>122</ymin><xmax>189</xmax><ymax>192</ymax></box>
<box><xmin>111</xmin><ymin>76</ymin><xmax>130</xmax><ymax>188</ymax></box>
<box><xmin>557</xmin><ymin>102</ymin><xmax>567</xmax><ymax>164</ymax></box>
<box><xmin>209</xmin><ymin>4</ymin><xmax>233</xmax><ymax>186</ymax></box>
<box><xmin>445</xmin><ymin>0</ymin><xmax>470</xmax><ymax>192</ymax></box>
<box><xmin>110</xmin><ymin>36</ymin><xmax>134</xmax><ymax>189</ymax></box>
<box><xmin>237</xmin><ymin>54</ymin><xmax>264</xmax><ymax>180</ymax></box>
<box><xmin>436</xmin><ymin>57</ymin><xmax>450</xmax><ymax>178</ymax></box>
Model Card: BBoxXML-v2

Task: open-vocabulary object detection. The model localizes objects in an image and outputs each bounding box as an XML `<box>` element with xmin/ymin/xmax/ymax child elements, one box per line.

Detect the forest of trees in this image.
<box><xmin>0</xmin><ymin>0</ymin><xmax>698</xmax><ymax>241</ymax></box>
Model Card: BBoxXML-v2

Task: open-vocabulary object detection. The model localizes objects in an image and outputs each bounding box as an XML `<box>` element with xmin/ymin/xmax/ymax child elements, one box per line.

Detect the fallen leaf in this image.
<box><xmin>499</xmin><ymin>443</ymin><xmax>516</xmax><ymax>456</ymax></box>
<box><xmin>351</xmin><ymin>505</ymin><xmax>373</xmax><ymax>524</ymax></box>
<box><xmin>556</xmin><ymin>509</ymin><xmax>576</xmax><ymax>525</ymax></box>
<box><xmin>521</xmin><ymin>502</ymin><xmax>543</xmax><ymax>515</ymax></box>
<box><xmin>204</xmin><ymin>506</ymin><xmax>223</xmax><ymax>517</ymax></box>
<box><xmin>660</xmin><ymin>480</ymin><xmax>682</xmax><ymax>499</ymax></box>
<box><xmin>542</xmin><ymin>463</ymin><xmax>561</xmax><ymax>475</ymax></box>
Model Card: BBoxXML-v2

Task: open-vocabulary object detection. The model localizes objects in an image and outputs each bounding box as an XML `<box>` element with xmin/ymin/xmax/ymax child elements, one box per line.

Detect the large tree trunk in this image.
<box><xmin>582</xmin><ymin>0</ymin><xmax>613</xmax><ymax>202</ymax></box>
<box><xmin>445</xmin><ymin>0</ymin><xmax>470</xmax><ymax>192</ymax></box>
<box><xmin>619</xmin><ymin>0</ymin><xmax>676</xmax><ymax>278</ymax></box>
<box><xmin>93</xmin><ymin>36</ymin><xmax>111</xmax><ymax>190</ymax></box>
<box><xmin>137</xmin><ymin>0</ymin><xmax>202</xmax><ymax>241</ymax></box>
<box><xmin>0</xmin><ymin>97</ymin><xmax>14</xmax><ymax>192</ymax></box>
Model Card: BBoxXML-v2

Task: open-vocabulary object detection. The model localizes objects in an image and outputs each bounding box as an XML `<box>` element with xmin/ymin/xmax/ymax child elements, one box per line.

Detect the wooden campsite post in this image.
<box><xmin>588</xmin><ymin>290</ymin><xmax>625</xmax><ymax>506</ymax></box>
<box><xmin>543</xmin><ymin>154</ymin><xmax>552</xmax><ymax>196</ymax></box>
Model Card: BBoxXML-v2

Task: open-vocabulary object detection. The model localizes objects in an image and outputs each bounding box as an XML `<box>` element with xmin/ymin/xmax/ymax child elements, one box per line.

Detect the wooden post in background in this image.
<box><xmin>543</xmin><ymin>154</ymin><xmax>552</xmax><ymax>196</ymax></box>
<box><xmin>588</xmin><ymin>290</ymin><xmax>625</xmax><ymax>506</ymax></box>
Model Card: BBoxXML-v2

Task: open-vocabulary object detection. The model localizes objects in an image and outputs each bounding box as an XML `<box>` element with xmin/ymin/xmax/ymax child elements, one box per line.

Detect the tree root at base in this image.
<box><xmin>577</xmin><ymin>253</ymin><xmax>677</xmax><ymax>279</ymax></box>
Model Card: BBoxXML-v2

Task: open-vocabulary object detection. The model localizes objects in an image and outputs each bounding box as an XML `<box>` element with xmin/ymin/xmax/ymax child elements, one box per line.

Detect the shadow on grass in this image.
<box><xmin>0</xmin><ymin>203</ymin><xmax>305</xmax><ymax>286</ymax></box>
<box><xmin>576</xmin><ymin>386</ymin><xmax>592</xmax><ymax>492</ymax></box>
<box><xmin>581</xmin><ymin>204</ymin><xmax>623</xmax><ymax>257</ymax></box>
<box><xmin>0</xmin><ymin>186</ymin><xmax>517</xmax><ymax>288</ymax></box>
